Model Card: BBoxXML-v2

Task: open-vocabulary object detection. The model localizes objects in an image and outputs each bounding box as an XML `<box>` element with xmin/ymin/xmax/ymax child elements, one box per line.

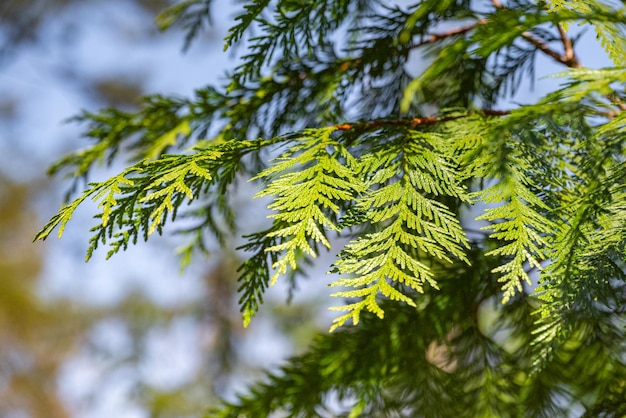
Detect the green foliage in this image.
<box><xmin>156</xmin><ymin>0</ymin><xmax>213</xmax><ymax>51</ymax></box>
<box><xmin>37</xmin><ymin>0</ymin><xmax>626</xmax><ymax>416</ymax></box>
<box><xmin>37</xmin><ymin>139</ymin><xmax>271</xmax><ymax>260</ymax></box>
<box><xmin>224</xmin><ymin>0</ymin><xmax>370</xmax><ymax>84</ymax></box>
<box><xmin>254</xmin><ymin>128</ymin><xmax>361</xmax><ymax>282</ymax></box>
<box><xmin>545</xmin><ymin>0</ymin><xmax>626</xmax><ymax>66</ymax></box>
<box><xmin>329</xmin><ymin>132</ymin><xmax>470</xmax><ymax>330</ymax></box>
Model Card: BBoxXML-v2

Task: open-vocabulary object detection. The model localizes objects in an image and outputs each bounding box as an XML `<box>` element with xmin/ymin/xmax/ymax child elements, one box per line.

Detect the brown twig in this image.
<box><xmin>490</xmin><ymin>0</ymin><xmax>582</xmax><ymax>69</ymax></box>
<box><xmin>522</xmin><ymin>12</ymin><xmax>626</xmax><ymax>117</ymax></box>
<box><xmin>333</xmin><ymin>110</ymin><xmax>510</xmax><ymax>131</ymax></box>
<box><xmin>411</xmin><ymin>20</ymin><xmax>487</xmax><ymax>49</ymax></box>
<box><xmin>410</xmin><ymin>6</ymin><xmax>581</xmax><ymax>72</ymax></box>
<box><xmin>521</xmin><ymin>31</ymin><xmax>574</xmax><ymax>67</ymax></box>
<box><xmin>556</xmin><ymin>24</ymin><xmax>580</xmax><ymax>67</ymax></box>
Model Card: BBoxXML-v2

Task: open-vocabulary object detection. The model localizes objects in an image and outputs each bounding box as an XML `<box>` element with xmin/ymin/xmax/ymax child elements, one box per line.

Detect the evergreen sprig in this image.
<box><xmin>330</xmin><ymin>132</ymin><xmax>470</xmax><ymax>330</ymax></box>
<box><xmin>469</xmin><ymin>115</ymin><xmax>557</xmax><ymax>303</ymax></box>
<box><xmin>36</xmin><ymin>0</ymin><xmax>626</xmax><ymax>415</ymax></box>
<box><xmin>253</xmin><ymin>128</ymin><xmax>364</xmax><ymax>283</ymax></box>
<box><xmin>156</xmin><ymin>0</ymin><xmax>213</xmax><ymax>51</ymax></box>
<box><xmin>37</xmin><ymin>139</ymin><xmax>269</xmax><ymax>260</ymax></box>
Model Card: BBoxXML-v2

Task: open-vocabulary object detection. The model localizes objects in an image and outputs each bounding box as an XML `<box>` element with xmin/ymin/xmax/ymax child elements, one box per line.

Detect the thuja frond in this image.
<box><xmin>534</xmin><ymin>159</ymin><xmax>626</xmax><ymax>347</ymax></box>
<box><xmin>236</xmin><ymin>230</ymin><xmax>280</xmax><ymax>328</ymax></box>
<box><xmin>37</xmin><ymin>140</ymin><xmax>270</xmax><ymax>260</ymax></box>
<box><xmin>227</xmin><ymin>0</ymin><xmax>367</xmax><ymax>85</ymax></box>
<box><xmin>329</xmin><ymin>131</ymin><xmax>470</xmax><ymax>330</ymax></box>
<box><xmin>459</xmin><ymin>92</ymin><xmax>608</xmax><ymax>309</ymax></box>
<box><xmin>526</xmin><ymin>84</ymin><xmax>626</xmax><ymax>364</ymax></box>
<box><xmin>50</xmin><ymin>95</ymin><xmax>192</xmax><ymax>188</ymax></box>
<box><xmin>547</xmin><ymin>67</ymin><xmax>626</xmax><ymax>113</ymax></box>
<box><xmin>476</xmin><ymin>182</ymin><xmax>553</xmax><ymax>303</ymax></box>
<box><xmin>470</xmin><ymin>119</ymin><xmax>556</xmax><ymax>303</ymax></box>
<box><xmin>253</xmin><ymin>127</ymin><xmax>365</xmax><ymax>287</ymax></box>
<box><xmin>156</xmin><ymin>0</ymin><xmax>213</xmax><ymax>51</ymax></box>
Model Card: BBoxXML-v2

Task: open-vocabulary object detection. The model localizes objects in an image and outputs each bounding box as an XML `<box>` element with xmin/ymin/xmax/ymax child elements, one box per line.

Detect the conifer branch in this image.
<box><xmin>35</xmin><ymin>2</ymin><xmax>626</xmax><ymax>413</ymax></box>
<box><xmin>411</xmin><ymin>20</ymin><xmax>487</xmax><ymax>49</ymax></box>
<box><xmin>557</xmin><ymin>24</ymin><xmax>580</xmax><ymax>68</ymax></box>
<box><xmin>333</xmin><ymin>110</ymin><xmax>510</xmax><ymax>132</ymax></box>
<box><xmin>521</xmin><ymin>31</ymin><xmax>581</xmax><ymax>68</ymax></box>
<box><xmin>491</xmin><ymin>0</ymin><xmax>581</xmax><ymax>69</ymax></box>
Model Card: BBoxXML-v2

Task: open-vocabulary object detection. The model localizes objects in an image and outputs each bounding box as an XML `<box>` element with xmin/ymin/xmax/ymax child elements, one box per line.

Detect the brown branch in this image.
<box><xmin>557</xmin><ymin>24</ymin><xmax>581</xmax><ymax>68</ymax></box>
<box><xmin>523</xmin><ymin>20</ymin><xmax>625</xmax><ymax>117</ymax></box>
<box><xmin>521</xmin><ymin>31</ymin><xmax>569</xmax><ymax>66</ymax></box>
<box><xmin>492</xmin><ymin>0</ymin><xmax>581</xmax><ymax>69</ymax></box>
<box><xmin>603</xmin><ymin>102</ymin><xmax>626</xmax><ymax>119</ymax></box>
<box><xmin>411</xmin><ymin>19</ymin><xmax>486</xmax><ymax>49</ymax></box>
<box><xmin>333</xmin><ymin>110</ymin><xmax>510</xmax><ymax>131</ymax></box>
<box><xmin>411</xmin><ymin>13</ymin><xmax>582</xmax><ymax>72</ymax></box>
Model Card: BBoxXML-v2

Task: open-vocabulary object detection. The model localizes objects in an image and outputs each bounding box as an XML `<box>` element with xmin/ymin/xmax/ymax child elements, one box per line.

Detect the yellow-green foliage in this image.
<box><xmin>329</xmin><ymin>134</ymin><xmax>470</xmax><ymax>330</ymax></box>
<box><xmin>36</xmin><ymin>0</ymin><xmax>626</xmax><ymax>415</ymax></box>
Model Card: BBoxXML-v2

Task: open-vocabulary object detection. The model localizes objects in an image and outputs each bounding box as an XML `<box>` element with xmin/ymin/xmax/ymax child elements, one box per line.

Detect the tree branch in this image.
<box><xmin>409</xmin><ymin>12</ymin><xmax>582</xmax><ymax>71</ymax></box>
<box><xmin>556</xmin><ymin>24</ymin><xmax>581</xmax><ymax>68</ymax></box>
<box><xmin>521</xmin><ymin>31</ymin><xmax>580</xmax><ymax>68</ymax></box>
<box><xmin>557</xmin><ymin>25</ymin><xmax>574</xmax><ymax>63</ymax></box>
<box><xmin>492</xmin><ymin>0</ymin><xmax>581</xmax><ymax>69</ymax></box>
<box><xmin>333</xmin><ymin>110</ymin><xmax>510</xmax><ymax>131</ymax></box>
<box><xmin>411</xmin><ymin>20</ymin><xmax>486</xmax><ymax>49</ymax></box>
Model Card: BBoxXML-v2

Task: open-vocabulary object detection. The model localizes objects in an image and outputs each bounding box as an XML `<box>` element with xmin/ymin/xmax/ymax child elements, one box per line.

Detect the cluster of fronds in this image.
<box><xmin>37</xmin><ymin>0</ymin><xmax>626</xmax><ymax>415</ymax></box>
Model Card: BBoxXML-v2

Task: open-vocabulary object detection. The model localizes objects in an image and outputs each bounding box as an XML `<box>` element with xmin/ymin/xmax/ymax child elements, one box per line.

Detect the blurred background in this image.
<box><xmin>0</xmin><ymin>1</ymin><xmax>328</xmax><ymax>417</ymax></box>
<box><xmin>0</xmin><ymin>1</ymin><xmax>614</xmax><ymax>417</ymax></box>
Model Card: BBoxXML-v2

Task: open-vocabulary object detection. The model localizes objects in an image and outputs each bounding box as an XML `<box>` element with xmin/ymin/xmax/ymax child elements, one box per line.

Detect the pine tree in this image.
<box><xmin>36</xmin><ymin>0</ymin><xmax>626</xmax><ymax>416</ymax></box>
